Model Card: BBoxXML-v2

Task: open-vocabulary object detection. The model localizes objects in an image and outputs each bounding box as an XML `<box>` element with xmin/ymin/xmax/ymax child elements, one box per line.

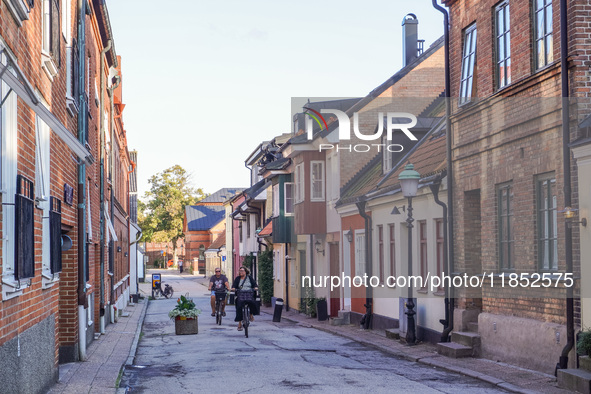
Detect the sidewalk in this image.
<box><xmin>48</xmin><ymin>298</ymin><xmax>148</xmax><ymax>394</ymax></box>
<box><xmin>263</xmin><ymin>306</ymin><xmax>571</xmax><ymax>394</ymax></box>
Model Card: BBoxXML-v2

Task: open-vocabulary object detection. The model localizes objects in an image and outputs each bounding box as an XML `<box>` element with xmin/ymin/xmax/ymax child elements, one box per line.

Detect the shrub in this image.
<box><xmin>578</xmin><ymin>329</ymin><xmax>591</xmax><ymax>356</ymax></box>
<box><xmin>258</xmin><ymin>250</ymin><xmax>273</xmax><ymax>305</ymax></box>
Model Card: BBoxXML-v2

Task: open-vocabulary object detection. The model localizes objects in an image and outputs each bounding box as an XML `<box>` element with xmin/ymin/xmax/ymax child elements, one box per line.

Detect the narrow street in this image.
<box><xmin>120</xmin><ymin>271</ymin><xmax>506</xmax><ymax>393</ymax></box>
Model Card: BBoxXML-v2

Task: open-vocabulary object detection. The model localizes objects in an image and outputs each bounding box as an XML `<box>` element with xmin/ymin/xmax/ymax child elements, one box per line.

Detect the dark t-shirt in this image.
<box><xmin>209</xmin><ymin>275</ymin><xmax>229</xmax><ymax>291</ymax></box>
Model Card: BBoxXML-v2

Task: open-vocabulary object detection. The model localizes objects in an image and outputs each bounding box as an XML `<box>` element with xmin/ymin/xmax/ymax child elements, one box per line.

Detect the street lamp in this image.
<box><xmin>398</xmin><ymin>163</ymin><xmax>420</xmax><ymax>345</ymax></box>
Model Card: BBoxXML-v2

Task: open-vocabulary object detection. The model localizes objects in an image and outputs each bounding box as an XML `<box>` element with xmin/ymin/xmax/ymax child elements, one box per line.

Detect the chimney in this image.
<box><xmin>402</xmin><ymin>13</ymin><xmax>419</xmax><ymax>67</ymax></box>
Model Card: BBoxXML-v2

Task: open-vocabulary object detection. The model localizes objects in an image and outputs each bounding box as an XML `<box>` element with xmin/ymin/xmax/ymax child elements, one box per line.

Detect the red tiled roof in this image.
<box><xmin>209</xmin><ymin>232</ymin><xmax>226</xmax><ymax>249</ymax></box>
<box><xmin>258</xmin><ymin>221</ymin><xmax>272</xmax><ymax>238</ymax></box>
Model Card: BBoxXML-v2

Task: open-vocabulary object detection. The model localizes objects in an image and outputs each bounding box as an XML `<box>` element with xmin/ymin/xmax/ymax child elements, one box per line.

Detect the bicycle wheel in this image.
<box><xmin>243</xmin><ymin>305</ymin><xmax>250</xmax><ymax>338</ymax></box>
<box><xmin>216</xmin><ymin>300</ymin><xmax>222</xmax><ymax>325</ymax></box>
<box><xmin>163</xmin><ymin>287</ymin><xmax>173</xmax><ymax>299</ymax></box>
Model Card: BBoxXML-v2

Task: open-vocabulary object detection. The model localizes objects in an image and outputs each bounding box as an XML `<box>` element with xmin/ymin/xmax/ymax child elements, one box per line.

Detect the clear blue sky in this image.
<box><xmin>107</xmin><ymin>0</ymin><xmax>445</xmax><ymax>197</ymax></box>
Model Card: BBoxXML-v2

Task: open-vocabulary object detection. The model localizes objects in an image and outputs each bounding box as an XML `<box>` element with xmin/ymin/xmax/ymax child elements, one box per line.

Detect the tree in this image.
<box><xmin>139</xmin><ymin>165</ymin><xmax>206</xmax><ymax>257</ymax></box>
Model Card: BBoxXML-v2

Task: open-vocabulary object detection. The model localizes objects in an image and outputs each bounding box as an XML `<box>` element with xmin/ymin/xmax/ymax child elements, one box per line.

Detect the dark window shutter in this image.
<box><xmin>15</xmin><ymin>175</ymin><xmax>35</xmax><ymax>280</ymax></box>
<box><xmin>72</xmin><ymin>37</ymin><xmax>80</xmax><ymax>99</ymax></box>
<box><xmin>50</xmin><ymin>197</ymin><xmax>62</xmax><ymax>273</ymax></box>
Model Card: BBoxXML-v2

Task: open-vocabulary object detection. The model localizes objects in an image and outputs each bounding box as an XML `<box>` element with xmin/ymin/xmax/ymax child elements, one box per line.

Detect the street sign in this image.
<box><xmin>152</xmin><ymin>273</ymin><xmax>161</xmax><ymax>298</ymax></box>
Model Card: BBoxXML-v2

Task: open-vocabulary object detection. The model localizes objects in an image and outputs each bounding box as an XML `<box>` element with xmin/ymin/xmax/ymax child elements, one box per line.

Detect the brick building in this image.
<box><xmin>444</xmin><ymin>0</ymin><xmax>589</xmax><ymax>374</ymax></box>
<box><xmin>0</xmin><ymin>1</ymin><xmax>133</xmax><ymax>391</ymax></box>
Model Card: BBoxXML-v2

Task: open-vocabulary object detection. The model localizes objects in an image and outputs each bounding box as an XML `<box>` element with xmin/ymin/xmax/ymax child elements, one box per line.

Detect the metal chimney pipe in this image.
<box><xmin>402</xmin><ymin>14</ymin><xmax>419</xmax><ymax>67</ymax></box>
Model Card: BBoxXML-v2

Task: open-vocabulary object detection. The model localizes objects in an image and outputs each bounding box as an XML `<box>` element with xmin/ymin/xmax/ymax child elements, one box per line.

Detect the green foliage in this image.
<box><xmin>299</xmin><ymin>287</ymin><xmax>321</xmax><ymax>318</ymax></box>
<box><xmin>258</xmin><ymin>249</ymin><xmax>274</xmax><ymax>305</ymax></box>
<box><xmin>578</xmin><ymin>329</ymin><xmax>591</xmax><ymax>356</ymax></box>
<box><xmin>243</xmin><ymin>253</ymin><xmax>254</xmax><ymax>272</ymax></box>
<box><xmin>139</xmin><ymin>165</ymin><xmax>206</xmax><ymax>251</ymax></box>
<box><xmin>168</xmin><ymin>294</ymin><xmax>201</xmax><ymax>319</ymax></box>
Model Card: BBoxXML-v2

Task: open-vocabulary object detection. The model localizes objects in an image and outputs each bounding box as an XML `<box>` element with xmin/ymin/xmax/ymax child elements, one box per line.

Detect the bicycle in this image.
<box><xmin>214</xmin><ymin>289</ymin><xmax>227</xmax><ymax>325</ymax></box>
<box><xmin>237</xmin><ymin>289</ymin><xmax>255</xmax><ymax>338</ymax></box>
<box><xmin>153</xmin><ymin>282</ymin><xmax>174</xmax><ymax>299</ymax></box>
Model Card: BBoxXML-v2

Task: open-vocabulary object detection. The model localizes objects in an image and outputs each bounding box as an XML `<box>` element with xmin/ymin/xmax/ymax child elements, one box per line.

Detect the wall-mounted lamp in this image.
<box><xmin>559</xmin><ymin>207</ymin><xmax>587</xmax><ymax>227</ymax></box>
<box><xmin>124</xmin><ymin>252</ymin><xmax>128</xmax><ymax>257</ymax></box>
<box><xmin>391</xmin><ymin>205</ymin><xmax>406</xmax><ymax>215</ymax></box>
<box><xmin>117</xmin><ymin>246</ymin><xmax>122</xmax><ymax>252</ymax></box>
<box><xmin>315</xmin><ymin>240</ymin><xmax>325</xmax><ymax>256</ymax></box>
<box><xmin>345</xmin><ymin>228</ymin><xmax>353</xmax><ymax>243</ymax></box>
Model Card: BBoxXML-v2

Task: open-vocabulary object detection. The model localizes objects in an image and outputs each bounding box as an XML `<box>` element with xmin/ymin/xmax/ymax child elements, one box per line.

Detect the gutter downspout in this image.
<box><xmin>356</xmin><ymin>200</ymin><xmax>372</xmax><ymax>329</ymax></box>
<box><xmin>77</xmin><ymin>0</ymin><xmax>88</xmax><ymax>362</ymax></box>
<box><xmin>558</xmin><ymin>0</ymin><xmax>574</xmax><ymax>373</ymax></box>
<box><xmin>285</xmin><ymin>244</ymin><xmax>290</xmax><ymax>311</ymax></box>
<box><xmin>108</xmin><ymin>74</ymin><xmax>121</xmax><ymax>323</ymax></box>
<box><xmin>432</xmin><ymin>0</ymin><xmax>455</xmax><ymax>339</ymax></box>
<box><xmin>99</xmin><ymin>39</ymin><xmax>112</xmax><ymax>335</ymax></box>
<box><xmin>430</xmin><ymin>173</ymin><xmax>451</xmax><ymax>342</ymax></box>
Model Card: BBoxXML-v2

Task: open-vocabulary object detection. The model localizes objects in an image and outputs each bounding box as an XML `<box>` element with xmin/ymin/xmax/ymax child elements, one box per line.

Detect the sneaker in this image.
<box><xmin>250</xmin><ymin>314</ymin><xmax>254</xmax><ymax>322</ymax></box>
<box><xmin>211</xmin><ymin>313</ymin><xmax>215</xmax><ymax>317</ymax></box>
<box><xmin>222</xmin><ymin>312</ymin><xmax>226</xmax><ymax>317</ymax></box>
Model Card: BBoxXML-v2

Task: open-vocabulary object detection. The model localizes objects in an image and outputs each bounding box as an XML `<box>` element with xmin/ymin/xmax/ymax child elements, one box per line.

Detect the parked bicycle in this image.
<box><xmin>214</xmin><ymin>290</ymin><xmax>227</xmax><ymax>325</ymax></box>
<box><xmin>153</xmin><ymin>282</ymin><xmax>174</xmax><ymax>299</ymax></box>
<box><xmin>237</xmin><ymin>289</ymin><xmax>255</xmax><ymax>338</ymax></box>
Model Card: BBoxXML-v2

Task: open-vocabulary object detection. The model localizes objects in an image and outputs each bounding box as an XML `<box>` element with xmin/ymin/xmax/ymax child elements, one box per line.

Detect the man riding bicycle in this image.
<box><xmin>208</xmin><ymin>268</ymin><xmax>230</xmax><ymax>317</ymax></box>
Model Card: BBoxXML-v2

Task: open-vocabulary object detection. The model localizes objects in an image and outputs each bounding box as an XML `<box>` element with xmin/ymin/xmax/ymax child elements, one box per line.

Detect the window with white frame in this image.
<box><xmin>310</xmin><ymin>161</ymin><xmax>325</xmax><ymax>201</ymax></box>
<box><xmin>42</xmin><ymin>0</ymin><xmax>60</xmax><ymax>78</ymax></box>
<box><xmin>272</xmin><ymin>183</ymin><xmax>280</xmax><ymax>217</ymax></box>
<box><xmin>459</xmin><ymin>24</ymin><xmax>477</xmax><ymax>105</ymax></box>
<box><xmin>284</xmin><ymin>182</ymin><xmax>294</xmax><ymax>215</ymax></box>
<box><xmin>355</xmin><ymin>231</ymin><xmax>366</xmax><ymax>277</ymax></box>
<box><xmin>534</xmin><ymin>0</ymin><xmax>553</xmax><ymax>69</ymax></box>
<box><xmin>495</xmin><ymin>0</ymin><xmax>511</xmax><ymax>89</ymax></box>
<box><xmin>4</xmin><ymin>0</ymin><xmax>32</xmax><ymax>25</ymax></box>
<box><xmin>61</xmin><ymin>0</ymin><xmax>71</xmax><ymax>44</ymax></box>
<box><xmin>295</xmin><ymin>163</ymin><xmax>304</xmax><ymax>203</ymax></box>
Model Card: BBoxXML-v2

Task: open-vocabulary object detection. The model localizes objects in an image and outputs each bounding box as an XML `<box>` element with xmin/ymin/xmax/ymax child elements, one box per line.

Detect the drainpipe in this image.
<box><xmin>99</xmin><ymin>39</ymin><xmax>112</xmax><ymax>335</ymax></box>
<box><xmin>109</xmin><ymin>74</ymin><xmax>121</xmax><ymax>321</ymax></box>
<box><xmin>432</xmin><ymin>0</ymin><xmax>455</xmax><ymax>334</ymax></box>
<box><xmin>77</xmin><ymin>0</ymin><xmax>88</xmax><ymax>362</ymax></box>
<box><xmin>356</xmin><ymin>200</ymin><xmax>372</xmax><ymax>329</ymax></box>
<box><xmin>430</xmin><ymin>172</ymin><xmax>452</xmax><ymax>342</ymax></box>
<box><xmin>558</xmin><ymin>0</ymin><xmax>574</xmax><ymax>373</ymax></box>
<box><xmin>285</xmin><ymin>244</ymin><xmax>290</xmax><ymax>311</ymax></box>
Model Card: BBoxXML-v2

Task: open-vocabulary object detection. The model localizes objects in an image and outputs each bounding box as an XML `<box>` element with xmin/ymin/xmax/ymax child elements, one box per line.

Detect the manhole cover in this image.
<box><xmin>210</xmin><ymin>327</ymin><xmax>228</xmax><ymax>330</ymax></box>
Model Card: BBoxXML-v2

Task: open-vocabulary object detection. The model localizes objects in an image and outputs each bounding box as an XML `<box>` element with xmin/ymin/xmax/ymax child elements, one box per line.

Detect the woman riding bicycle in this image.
<box><xmin>231</xmin><ymin>267</ymin><xmax>259</xmax><ymax>331</ymax></box>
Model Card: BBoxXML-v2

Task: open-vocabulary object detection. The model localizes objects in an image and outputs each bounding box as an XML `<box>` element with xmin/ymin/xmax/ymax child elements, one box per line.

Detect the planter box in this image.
<box><xmin>175</xmin><ymin>316</ymin><xmax>198</xmax><ymax>335</ymax></box>
<box><xmin>580</xmin><ymin>355</ymin><xmax>591</xmax><ymax>372</ymax></box>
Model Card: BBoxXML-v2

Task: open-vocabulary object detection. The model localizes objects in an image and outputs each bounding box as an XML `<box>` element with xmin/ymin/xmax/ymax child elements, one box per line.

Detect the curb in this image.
<box><xmin>124</xmin><ymin>297</ymin><xmax>149</xmax><ymax>367</ymax></box>
<box><xmin>271</xmin><ymin>311</ymin><xmax>534</xmax><ymax>394</ymax></box>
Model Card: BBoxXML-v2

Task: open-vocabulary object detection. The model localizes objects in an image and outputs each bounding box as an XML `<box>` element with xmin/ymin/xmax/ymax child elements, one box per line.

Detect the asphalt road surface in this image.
<box><xmin>121</xmin><ymin>271</ymin><xmax>507</xmax><ymax>393</ymax></box>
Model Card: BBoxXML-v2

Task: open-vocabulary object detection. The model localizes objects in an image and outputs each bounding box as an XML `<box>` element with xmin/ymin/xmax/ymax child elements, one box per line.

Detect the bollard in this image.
<box><xmin>273</xmin><ymin>298</ymin><xmax>284</xmax><ymax>322</ymax></box>
<box><xmin>316</xmin><ymin>299</ymin><xmax>328</xmax><ymax>321</ymax></box>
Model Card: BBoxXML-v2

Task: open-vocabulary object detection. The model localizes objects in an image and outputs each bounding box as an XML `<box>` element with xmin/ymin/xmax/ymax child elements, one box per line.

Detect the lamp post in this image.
<box><xmin>399</xmin><ymin>163</ymin><xmax>420</xmax><ymax>345</ymax></box>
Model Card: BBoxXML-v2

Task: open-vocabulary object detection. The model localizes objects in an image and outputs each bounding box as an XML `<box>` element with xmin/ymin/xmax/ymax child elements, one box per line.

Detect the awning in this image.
<box><xmin>257</xmin><ymin>221</ymin><xmax>272</xmax><ymax>238</ymax></box>
<box><xmin>0</xmin><ymin>49</ymin><xmax>94</xmax><ymax>165</ymax></box>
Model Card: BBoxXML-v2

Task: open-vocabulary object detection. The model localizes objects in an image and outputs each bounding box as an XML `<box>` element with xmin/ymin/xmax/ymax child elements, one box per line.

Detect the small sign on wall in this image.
<box><xmin>64</xmin><ymin>183</ymin><xmax>74</xmax><ymax>205</ymax></box>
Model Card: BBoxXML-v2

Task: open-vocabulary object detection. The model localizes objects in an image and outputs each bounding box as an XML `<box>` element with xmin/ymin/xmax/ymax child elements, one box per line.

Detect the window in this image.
<box><xmin>419</xmin><ymin>221</ymin><xmax>428</xmax><ymax>288</ymax></box>
<box><xmin>537</xmin><ymin>175</ymin><xmax>557</xmax><ymax>271</ymax></box>
<box><xmin>295</xmin><ymin>163</ymin><xmax>304</xmax><ymax>203</ymax></box>
<box><xmin>459</xmin><ymin>24</ymin><xmax>477</xmax><ymax>105</ymax></box>
<box><xmin>36</xmin><ymin>116</ymin><xmax>53</xmax><ymax>281</ymax></box>
<box><xmin>284</xmin><ymin>182</ymin><xmax>294</xmax><ymax>215</ymax></box>
<box><xmin>389</xmin><ymin>224</ymin><xmax>396</xmax><ymax>277</ymax></box>
<box><xmin>246</xmin><ymin>217</ymin><xmax>251</xmax><ymax>238</ymax></box>
<box><xmin>495</xmin><ymin>1</ymin><xmax>511</xmax><ymax>89</ymax></box>
<box><xmin>498</xmin><ymin>183</ymin><xmax>514</xmax><ymax>270</ymax></box>
<box><xmin>16</xmin><ymin>175</ymin><xmax>35</xmax><ymax>280</ymax></box>
<box><xmin>310</xmin><ymin>161</ymin><xmax>325</xmax><ymax>201</ymax></box>
<box><xmin>436</xmin><ymin>219</ymin><xmax>444</xmax><ymax>291</ymax></box>
<box><xmin>377</xmin><ymin>225</ymin><xmax>384</xmax><ymax>282</ymax></box>
<box><xmin>62</xmin><ymin>0</ymin><xmax>71</xmax><ymax>44</ymax></box>
<box><xmin>355</xmin><ymin>231</ymin><xmax>366</xmax><ymax>277</ymax></box>
<box><xmin>4</xmin><ymin>0</ymin><xmax>33</xmax><ymax>26</ymax></box>
<box><xmin>66</xmin><ymin>38</ymin><xmax>80</xmax><ymax>114</ymax></box>
<box><xmin>534</xmin><ymin>0</ymin><xmax>553</xmax><ymax>69</ymax></box>
<box><xmin>272</xmin><ymin>183</ymin><xmax>280</xmax><ymax>217</ymax></box>
<box><xmin>382</xmin><ymin>135</ymin><xmax>393</xmax><ymax>173</ymax></box>
<box><xmin>239</xmin><ymin>222</ymin><xmax>243</xmax><ymax>243</ymax></box>
<box><xmin>42</xmin><ymin>0</ymin><xmax>60</xmax><ymax>78</ymax></box>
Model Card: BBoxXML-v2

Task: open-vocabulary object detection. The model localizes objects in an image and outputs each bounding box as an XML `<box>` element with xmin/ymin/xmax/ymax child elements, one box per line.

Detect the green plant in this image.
<box><xmin>578</xmin><ymin>329</ymin><xmax>591</xmax><ymax>356</ymax></box>
<box><xmin>299</xmin><ymin>287</ymin><xmax>321</xmax><ymax>317</ymax></box>
<box><xmin>243</xmin><ymin>253</ymin><xmax>254</xmax><ymax>272</ymax></box>
<box><xmin>168</xmin><ymin>294</ymin><xmax>201</xmax><ymax>319</ymax></box>
<box><xmin>258</xmin><ymin>250</ymin><xmax>273</xmax><ymax>305</ymax></box>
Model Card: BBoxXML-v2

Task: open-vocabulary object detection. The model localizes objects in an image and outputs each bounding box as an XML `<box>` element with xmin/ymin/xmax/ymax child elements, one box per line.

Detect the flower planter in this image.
<box><xmin>175</xmin><ymin>316</ymin><xmax>198</xmax><ymax>335</ymax></box>
<box><xmin>580</xmin><ymin>355</ymin><xmax>591</xmax><ymax>372</ymax></box>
